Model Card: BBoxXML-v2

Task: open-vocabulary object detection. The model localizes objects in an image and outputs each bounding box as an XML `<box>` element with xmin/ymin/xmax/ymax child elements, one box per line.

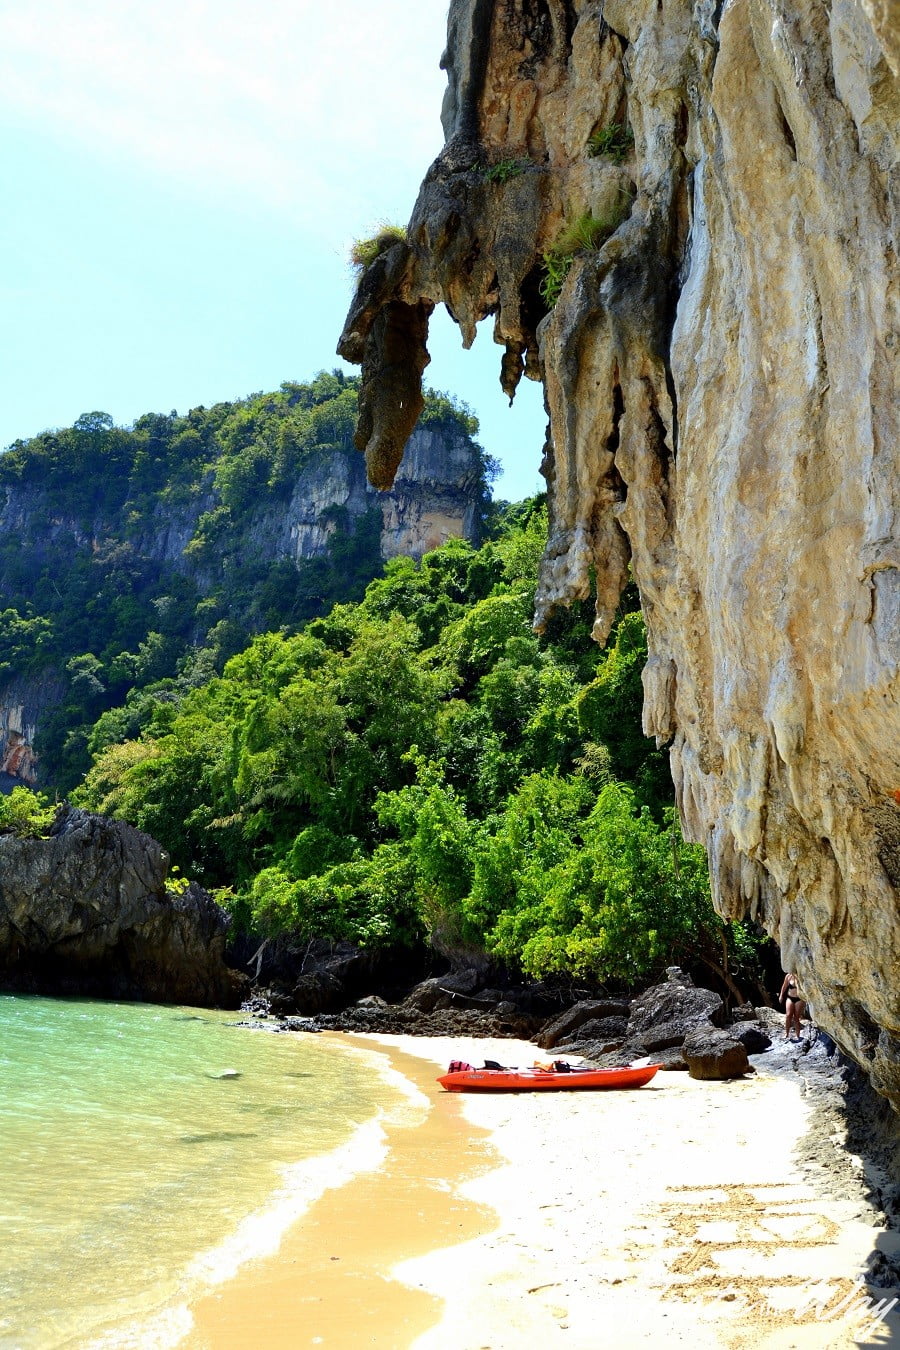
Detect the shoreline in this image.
<box><xmin>181</xmin><ymin>1035</ymin><xmax>503</xmax><ymax>1349</ymax></box>
<box><xmin>182</xmin><ymin>1033</ymin><xmax>900</xmax><ymax>1349</ymax></box>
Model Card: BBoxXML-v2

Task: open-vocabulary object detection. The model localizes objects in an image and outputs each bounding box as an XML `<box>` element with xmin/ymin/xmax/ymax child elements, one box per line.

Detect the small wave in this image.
<box><xmin>84</xmin><ymin>1113</ymin><xmax>391</xmax><ymax>1350</ymax></box>
<box><xmin>330</xmin><ymin>1038</ymin><xmax>430</xmax><ymax>1127</ymax></box>
<box><xmin>177</xmin><ymin>1131</ymin><xmax>257</xmax><ymax>1145</ymax></box>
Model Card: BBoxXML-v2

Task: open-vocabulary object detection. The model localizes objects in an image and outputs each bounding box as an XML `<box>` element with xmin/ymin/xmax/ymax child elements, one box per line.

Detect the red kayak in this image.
<box><xmin>437</xmin><ymin>1063</ymin><xmax>660</xmax><ymax>1092</ymax></box>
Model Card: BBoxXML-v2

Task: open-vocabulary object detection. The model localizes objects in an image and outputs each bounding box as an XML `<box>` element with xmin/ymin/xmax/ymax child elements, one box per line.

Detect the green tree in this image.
<box><xmin>70</xmin><ymin>493</ymin><xmax>759</xmax><ymax>988</ymax></box>
<box><xmin>0</xmin><ymin>787</ymin><xmax>58</xmax><ymax>838</ymax></box>
<box><xmin>375</xmin><ymin>759</ymin><xmax>484</xmax><ymax>955</ymax></box>
<box><xmin>486</xmin><ymin>783</ymin><xmax>720</xmax><ymax>985</ymax></box>
<box><xmin>576</xmin><ymin>610</ymin><xmax>671</xmax><ymax>811</ymax></box>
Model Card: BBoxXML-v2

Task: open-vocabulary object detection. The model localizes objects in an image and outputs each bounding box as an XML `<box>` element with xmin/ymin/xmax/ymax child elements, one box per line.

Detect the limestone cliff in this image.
<box><xmin>241</xmin><ymin>425</ymin><xmax>482</xmax><ymax>565</ymax></box>
<box><xmin>0</xmin><ymin>420</ymin><xmax>482</xmax><ymax>789</ymax></box>
<box><xmin>338</xmin><ymin>1</ymin><xmax>900</xmax><ymax>1106</ymax></box>
<box><xmin>0</xmin><ymin>422</ymin><xmax>481</xmax><ymax>580</ymax></box>
<box><xmin>0</xmin><ymin>674</ymin><xmax>65</xmax><ymax>784</ymax></box>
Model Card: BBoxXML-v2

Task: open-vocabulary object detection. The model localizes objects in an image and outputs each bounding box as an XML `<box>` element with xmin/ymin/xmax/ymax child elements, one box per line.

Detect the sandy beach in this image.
<box><xmin>185</xmin><ymin>1032</ymin><xmax>900</xmax><ymax>1350</ymax></box>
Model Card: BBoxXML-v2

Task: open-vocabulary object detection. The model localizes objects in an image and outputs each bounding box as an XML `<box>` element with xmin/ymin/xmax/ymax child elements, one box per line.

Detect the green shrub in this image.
<box><xmin>540</xmin><ymin>252</ymin><xmax>576</xmax><ymax>309</ymax></box>
<box><xmin>349</xmin><ymin>225</ymin><xmax>407</xmax><ymax>273</ymax></box>
<box><xmin>482</xmin><ymin>157</ymin><xmax>529</xmax><ymax>184</ymax></box>
<box><xmin>587</xmin><ymin>123</ymin><xmax>634</xmax><ymax>163</ymax></box>
<box><xmin>0</xmin><ymin>787</ymin><xmax>58</xmax><ymax>838</ymax></box>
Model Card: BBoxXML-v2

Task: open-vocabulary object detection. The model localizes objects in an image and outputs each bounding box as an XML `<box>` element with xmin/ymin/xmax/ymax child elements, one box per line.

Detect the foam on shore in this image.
<box><xmin>85</xmin><ymin>1039</ymin><xmax>430</xmax><ymax>1350</ymax></box>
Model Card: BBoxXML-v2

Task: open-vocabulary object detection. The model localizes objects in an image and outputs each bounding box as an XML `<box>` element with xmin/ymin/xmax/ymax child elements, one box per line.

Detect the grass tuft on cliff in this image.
<box><xmin>349</xmin><ymin>225</ymin><xmax>407</xmax><ymax>274</ymax></box>
<box><xmin>481</xmin><ymin>157</ymin><xmax>530</xmax><ymax>184</ymax></box>
<box><xmin>587</xmin><ymin>123</ymin><xmax>634</xmax><ymax>163</ymax></box>
<box><xmin>540</xmin><ymin>203</ymin><xmax>632</xmax><ymax>306</ymax></box>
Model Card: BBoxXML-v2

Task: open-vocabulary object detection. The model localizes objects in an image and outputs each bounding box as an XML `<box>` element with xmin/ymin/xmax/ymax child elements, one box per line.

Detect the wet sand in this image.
<box><xmin>183</xmin><ymin>1038</ymin><xmax>500</xmax><ymax>1349</ymax></box>
<box><xmin>183</xmin><ymin>1033</ymin><xmax>900</xmax><ymax>1349</ymax></box>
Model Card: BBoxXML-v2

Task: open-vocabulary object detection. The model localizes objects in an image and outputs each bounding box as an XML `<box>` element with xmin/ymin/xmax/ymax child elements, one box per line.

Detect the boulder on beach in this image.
<box><xmin>627</xmin><ymin>972</ymin><xmax>724</xmax><ymax>1045</ymax></box>
<box><xmin>683</xmin><ymin>1027</ymin><xmax>752</xmax><ymax>1080</ymax></box>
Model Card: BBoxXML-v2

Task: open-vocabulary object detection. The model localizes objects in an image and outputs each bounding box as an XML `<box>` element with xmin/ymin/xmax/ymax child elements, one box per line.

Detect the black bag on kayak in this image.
<box><xmin>482</xmin><ymin>1059</ymin><xmax>506</xmax><ymax>1071</ymax></box>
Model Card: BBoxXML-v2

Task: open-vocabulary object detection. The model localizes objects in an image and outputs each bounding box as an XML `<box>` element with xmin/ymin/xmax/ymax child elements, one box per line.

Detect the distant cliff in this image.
<box><xmin>0</xmin><ymin>425</ymin><xmax>483</xmax><ymax>588</ymax></box>
<box><xmin>338</xmin><ymin>4</ymin><xmax>900</xmax><ymax>1109</ymax></box>
<box><xmin>0</xmin><ymin>674</ymin><xmax>66</xmax><ymax>784</ymax></box>
<box><xmin>0</xmin><ymin>374</ymin><xmax>491</xmax><ymax>789</ymax></box>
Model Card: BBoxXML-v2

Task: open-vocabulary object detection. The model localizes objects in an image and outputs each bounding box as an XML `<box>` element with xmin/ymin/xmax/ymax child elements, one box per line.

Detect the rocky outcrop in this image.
<box><xmin>337</xmin><ymin>3</ymin><xmax>900</xmax><ymax>1109</ymax></box>
<box><xmin>242</xmin><ymin>427</ymin><xmax>482</xmax><ymax>568</ymax></box>
<box><xmin>0</xmin><ymin>424</ymin><xmax>481</xmax><ymax>582</ymax></box>
<box><xmin>254</xmin><ymin>956</ymin><xmax>567</xmax><ymax>1033</ymax></box>
<box><xmin>534</xmin><ymin>997</ymin><xmax>631</xmax><ymax>1049</ymax></box>
<box><xmin>626</xmin><ymin>967</ymin><xmax>724</xmax><ymax>1047</ymax></box>
<box><xmin>0</xmin><ymin>806</ymin><xmax>244</xmax><ymax>1006</ymax></box>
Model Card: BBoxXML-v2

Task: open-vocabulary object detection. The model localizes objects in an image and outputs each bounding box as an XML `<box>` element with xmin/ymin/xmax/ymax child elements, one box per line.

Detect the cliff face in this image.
<box><xmin>0</xmin><ymin>422</ymin><xmax>481</xmax><ymax>579</ymax></box>
<box><xmin>338</xmin><ymin>1</ymin><xmax>900</xmax><ymax>1106</ymax></box>
<box><xmin>242</xmin><ymin>425</ymin><xmax>482</xmax><ymax>566</ymax></box>
<box><xmin>0</xmin><ymin>674</ymin><xmax>67</xmax><ymax>786</ymax></box>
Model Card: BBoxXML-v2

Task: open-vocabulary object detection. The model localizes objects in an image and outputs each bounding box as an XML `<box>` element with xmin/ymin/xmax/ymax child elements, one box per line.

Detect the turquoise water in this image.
<box><xmin>0</xmin><ymin>996</ymin><xmax>410</xmax><ymax>1349</ymax></box>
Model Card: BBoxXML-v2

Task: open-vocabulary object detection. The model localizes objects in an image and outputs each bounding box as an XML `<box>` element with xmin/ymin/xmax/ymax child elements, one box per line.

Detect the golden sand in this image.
<box><xmin>182</xmin><ymin>1039</ymin><xmax>498</xmax><ymax>1349</ymax></box>
<box><xmin>182</xmin><ymin>1033</ymin><xmax>900</xmax><ymax>1350</ymax></box>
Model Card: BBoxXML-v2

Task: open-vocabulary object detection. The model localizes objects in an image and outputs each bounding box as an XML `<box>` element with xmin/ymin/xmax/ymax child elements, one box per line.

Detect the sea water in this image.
<box><xmin>0</xmin><ymin>995</ymin><xmax>414</xmax><ymax>1350</ymax></box>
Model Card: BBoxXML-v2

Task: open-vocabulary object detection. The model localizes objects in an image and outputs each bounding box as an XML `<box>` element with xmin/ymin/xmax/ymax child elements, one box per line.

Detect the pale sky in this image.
<box><xmin>0</xmin><ymin>0</ymin><xmax>545</xmax><ymax>501</ymax></box>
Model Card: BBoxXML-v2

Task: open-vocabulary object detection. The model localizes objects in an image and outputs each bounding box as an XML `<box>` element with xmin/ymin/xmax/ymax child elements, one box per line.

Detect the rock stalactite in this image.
<box><xmin>337</xmin><ymin>0</ymin><xmax>900</xmax><ymax>1107</ymax></box>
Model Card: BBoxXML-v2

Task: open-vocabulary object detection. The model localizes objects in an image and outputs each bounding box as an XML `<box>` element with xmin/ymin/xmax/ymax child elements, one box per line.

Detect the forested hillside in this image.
<box><xmin>0</xmin><ymin>373</ymin><xmax>489</xmax><ymax>788</ymax></box>
<box><xmin>72</xmin><ymin>501</ymin><xmax>760</xmax><ymax>991</ymax></box>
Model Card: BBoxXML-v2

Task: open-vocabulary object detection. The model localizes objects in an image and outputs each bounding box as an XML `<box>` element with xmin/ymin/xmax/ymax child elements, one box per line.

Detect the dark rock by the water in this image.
<box><xmin>405</xmin><ymin>970</ymin><xmax>484</xmax><ymax>1012</ymax></box>
<box><xmin>251</xmin><ymin>940</ymin><xmax>428</xmax><ymax>1017</ymax></box>
<box><xmin>290</xmin><ymin>970</ymin><xmax>348</xmax><ymax>1015</ymax></box>
<box><xmin>297</xmin><ymin>1000</ymin><xmax>546</xmax><ymax>1039</ymax></box>
<box><xmin>0</xmin><ymin>805</ymin><xmax>244</xmax><ymax>1007</ymax></box>
<box><xmin>683</xmin><ymin>1027</ymin><xmax>752</xmax><ymax>1080</ymax></box>
<box><xmin>248</xmin><ymin>963</ymin><xmax>782</xmax><ymax>1071</ymax></box>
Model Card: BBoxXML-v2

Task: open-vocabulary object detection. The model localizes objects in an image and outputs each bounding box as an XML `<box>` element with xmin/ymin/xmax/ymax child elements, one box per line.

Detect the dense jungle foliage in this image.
<box><xmin>0</xmin><ymin>372</ymin><xmax>488</xmax><ymax>788</ymax></box>
<box><xmin>71</xmin><ymin>499</ymin><xmax>760</xmax><ymax>992</ymax></box>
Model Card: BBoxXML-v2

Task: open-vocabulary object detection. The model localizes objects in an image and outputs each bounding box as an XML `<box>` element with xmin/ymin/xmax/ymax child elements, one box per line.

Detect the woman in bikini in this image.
<box><xmin>779</xmin><ymin>972</ymin><xmax>805</xmax><ymax>1041</ymax></box>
